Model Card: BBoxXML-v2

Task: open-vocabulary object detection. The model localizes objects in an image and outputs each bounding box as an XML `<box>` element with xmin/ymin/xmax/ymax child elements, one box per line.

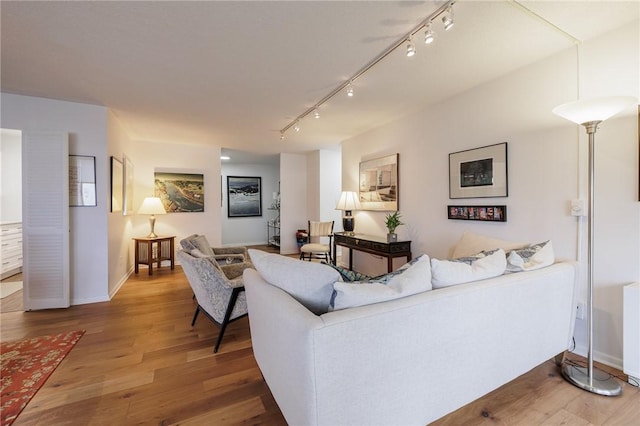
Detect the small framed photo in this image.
<box><xmin>448</xmin><ymin>205</ymin><xmax>507</xmax><ymax>222</ymax></box>
<box><xmin>69</xmin><ymin>155</ymin><xmax>96</xmax><ymax>207</ymax></box>
<box><xmin>449</xmin><ymin>142</ymin><xmax>508</xmax><ymax>199</ymax></box>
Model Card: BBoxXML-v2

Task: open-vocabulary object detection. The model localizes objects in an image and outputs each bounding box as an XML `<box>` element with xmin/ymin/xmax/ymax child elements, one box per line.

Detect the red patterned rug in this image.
<box><xmin>1</xmin><ymin>330</ymin><xmax>85</xmax><ymax>426</ymax></box>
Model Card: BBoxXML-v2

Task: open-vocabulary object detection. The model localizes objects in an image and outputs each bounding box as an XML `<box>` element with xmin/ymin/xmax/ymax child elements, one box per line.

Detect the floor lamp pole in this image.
<box><xmin>561</xmin><ymin>121</ymin><xmax>622</xmax><ymax>396</ymax></box>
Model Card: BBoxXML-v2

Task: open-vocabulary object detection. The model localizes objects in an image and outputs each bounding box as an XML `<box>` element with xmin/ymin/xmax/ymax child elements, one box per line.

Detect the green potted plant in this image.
<box><xmin>384</xmin><ymin>211</ymin><xmax>404</xmax><ymax>242</ymax></box>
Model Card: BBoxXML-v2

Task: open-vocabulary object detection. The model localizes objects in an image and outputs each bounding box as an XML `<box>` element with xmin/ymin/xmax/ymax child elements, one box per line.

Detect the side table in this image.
<box><xmin>133</xmin><ymin>236</ymin><xmax>176</xmax><ymax>275</ymax></box>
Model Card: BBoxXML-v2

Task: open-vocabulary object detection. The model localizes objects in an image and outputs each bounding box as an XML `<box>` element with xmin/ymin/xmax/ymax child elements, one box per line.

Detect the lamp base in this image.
<box><xmin>342</xmin><ymin>216</ymin><xmax>355</xmax><ymax>235</ymax></box>
<box><xmin>561</xmin><ymin>363</ymin><xmax>622</xmax><ymax>396</ymax></box>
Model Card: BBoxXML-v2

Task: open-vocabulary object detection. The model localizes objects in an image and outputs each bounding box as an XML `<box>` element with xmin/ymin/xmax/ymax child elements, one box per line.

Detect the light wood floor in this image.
<box><xmin>1</xmin><ymin>264</ymin><xmax>638</xmax><ymax>425</ymax></box>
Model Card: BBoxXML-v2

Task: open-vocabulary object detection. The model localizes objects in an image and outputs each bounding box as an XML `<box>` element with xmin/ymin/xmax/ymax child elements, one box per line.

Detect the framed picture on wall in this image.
<box><xmin>123</xmin><ymin>155</ymin><xmax>134</xmax><ymax>215</ymax></box>
<box><xmin>110</xmin><ymin>156</ymin><xmax>123</xmax><ymax>212</ymax></box>
<box><xmin>227</xmin><ymin>176</ymin><xmax>262</xmax><ymax>217</ymax></box>
<box><xmin>69</xmin><ymin>155</ymin><xmax>97</xmax><ymax>207</ymax></box>
<box><xmin>449</xmin><ymin>142</ymin><xmax>508</xmax><ymax>199</ymax></box>
<box><xmin>359</xmin><ymin>153</ymin><xmax>399</xmax><ymax>211</ymax></box>
<box><xmin>154</xmin><ymin>171</ymin><xmax>204</xmax><ymax>212</ymax></box>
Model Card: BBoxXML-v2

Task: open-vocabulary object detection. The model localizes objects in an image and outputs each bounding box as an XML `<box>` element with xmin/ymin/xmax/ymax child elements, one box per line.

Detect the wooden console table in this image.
<box><xmin>333</xmin><ymin>232</ymin><xmax>412</xmax><ymax>273</ymax></box>
<box><xmin>133</xmin><ymin>236</ymin><xmax>175</xmax><ymax>275</ymax></box>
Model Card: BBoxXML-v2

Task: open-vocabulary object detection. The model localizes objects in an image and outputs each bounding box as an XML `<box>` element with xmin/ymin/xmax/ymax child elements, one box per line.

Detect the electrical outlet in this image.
<box><xmin>576</xmin><ymin>302</ymin><xmax>586</xmax><ymax>320</ymax></box>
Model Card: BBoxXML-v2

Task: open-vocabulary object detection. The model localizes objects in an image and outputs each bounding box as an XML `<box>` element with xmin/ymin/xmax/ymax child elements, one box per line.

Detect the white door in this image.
<box><xmin>22</xmin><ymin>132</ymin><xmax>70</xmax><ymax>310</ymax></box>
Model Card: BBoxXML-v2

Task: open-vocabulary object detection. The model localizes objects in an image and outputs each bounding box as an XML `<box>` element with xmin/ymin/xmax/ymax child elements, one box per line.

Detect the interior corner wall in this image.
<box><xmin>107</xmin><ymin>111</ymin><xmax>134</xmax><ymax>297</ymax></box>
<box><xmin>340</xmin><ymin>21</ymin><xmax>639</xmax><ymax>368</ymax></box>
<box><xmin>306</xmin><ymin>151</ymin><xmax>321</xmax><ymax>221</ymax></box>
<box><xmin>131</xmin><ymin>140</ymin><xmax>221</xmax><ymax>250</ymax></box>
<box><xmin>319</xmin><ymin>149</ymin><xmax>343</xmax><ymax>231</ymax></box>
<box><xmin>0</xmin><ymin>129</ymin><xmax>22</xmax><ymax>222</ymax></box>
<box><xmin>221</xmin><ymin>162</ymin><xmax>280</xmax><ymax>246</ymax></box>
<box><xmin>280</xmin><ymin>153</ymin><xmax>308</xmax><ymax>255</ymax></box>
<box><xmin>1</xmin><ymin>93</ymin><xmax>110</xmax><ymax>305</ymax></box>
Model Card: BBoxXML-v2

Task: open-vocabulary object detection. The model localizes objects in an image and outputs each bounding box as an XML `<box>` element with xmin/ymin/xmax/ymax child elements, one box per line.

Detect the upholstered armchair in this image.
<box><xmin>180</xmin><ymin>234</ymin><xmax>252</xmax><ymax>267</ymax></box>
<box><xmin>177</xmin><ymin>248</ymin><xmax>251</xmax><ymax>353</ymax></box>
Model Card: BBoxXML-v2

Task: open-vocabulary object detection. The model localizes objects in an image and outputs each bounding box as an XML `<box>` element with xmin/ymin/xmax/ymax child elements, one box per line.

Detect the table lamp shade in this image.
<box><xmin>336</xmin><ymin>191</ymin><xmax>361</xmax><ymax>233</ymax></box>
<box><xmin>138</xmin><ymin>197</ymin><xmax>166</xmax><ymax>238</ymax></box>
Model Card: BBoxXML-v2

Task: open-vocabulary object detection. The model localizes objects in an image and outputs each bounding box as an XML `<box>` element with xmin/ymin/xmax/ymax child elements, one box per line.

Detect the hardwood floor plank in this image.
<box><xmin>2</xmin><ymin>265</ymin><xmax>638</xmax><ymax>425</ymax></box>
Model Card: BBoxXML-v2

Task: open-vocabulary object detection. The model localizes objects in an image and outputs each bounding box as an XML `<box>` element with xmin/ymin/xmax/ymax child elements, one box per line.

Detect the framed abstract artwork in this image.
<box><xmin>227</xmin><ymin>176</ymin><xmax>262</xmax><ymax>217</ymax></box>
<box><xmin>449</xmin><ymin>142</ymin><xmax>508</xmax><ymax>199</ymax></box>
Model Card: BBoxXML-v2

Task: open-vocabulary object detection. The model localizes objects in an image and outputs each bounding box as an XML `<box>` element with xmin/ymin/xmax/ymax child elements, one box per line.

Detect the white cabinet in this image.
<box><xmin>1</xmin><ymin>222</ymin><xmax>22</xmax><ymax>279</ymax></box>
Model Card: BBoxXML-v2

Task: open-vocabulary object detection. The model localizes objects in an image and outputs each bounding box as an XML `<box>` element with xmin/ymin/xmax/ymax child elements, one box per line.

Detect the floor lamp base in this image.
<box><xmin>562</xmin><ymin>363</ymin><xmax>622</xmax><ymax>396</ymax></box>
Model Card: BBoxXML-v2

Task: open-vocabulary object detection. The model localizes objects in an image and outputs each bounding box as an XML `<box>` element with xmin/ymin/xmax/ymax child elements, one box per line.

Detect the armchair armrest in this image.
<box><xmin>221</xmin><ymin>262</ymin><xmax>253</xmax><ymax>280</ymax></box>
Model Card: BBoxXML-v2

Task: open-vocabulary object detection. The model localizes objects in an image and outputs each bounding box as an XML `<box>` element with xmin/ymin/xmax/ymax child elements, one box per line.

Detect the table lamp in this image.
<box><xmin>336</xmin><ymin>191</ymin><xmax>361</xmax><ymax>235</ymax></box>
<box><xmin>138</xmin><ymin>197</ymin><xmax>167</xmax><ymax>238</ymax></box>
<box><xmin>553</xmin><ymin>95</ymin><xmax>636</xmax><ymax>396</ymax></box>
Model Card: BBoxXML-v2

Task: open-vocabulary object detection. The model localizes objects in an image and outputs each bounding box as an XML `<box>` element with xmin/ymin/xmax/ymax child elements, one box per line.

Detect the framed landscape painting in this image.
<box><xmin>227</xmin><ymin>176</ymin><xmax>262</xmax><ymax>217</ymax></box>
<box><xmin>155</xmin><ymin>171</ymin><xmax>204</xmax><ymax>212</ymax></box>
<box><xmin>449</xmin><ymin>142</ymin><xmax>508</xmax><ymax>199</ymax></box>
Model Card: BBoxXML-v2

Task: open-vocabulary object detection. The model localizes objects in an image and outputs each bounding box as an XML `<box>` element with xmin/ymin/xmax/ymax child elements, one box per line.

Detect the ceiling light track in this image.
<box><xmin>279</xmin><ymin>0</ymin><xmax>456</xmax><ymax>138</ymax></box>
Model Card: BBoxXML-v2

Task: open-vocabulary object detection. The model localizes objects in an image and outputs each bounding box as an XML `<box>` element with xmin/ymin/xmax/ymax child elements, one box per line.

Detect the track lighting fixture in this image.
<box><xmin>442</xmin><ymin>6</ymin><xmax>454</xmax><ymax>31</ymax></box>
<box><xmin>346</xmin><ymin>84</ymin><xmax>354</xmax><ymax>97</ymax></box>
<box><xmin>278</xmin><ymin>1</ymin><xmax>456</xmax><ymax>139</ymax></box>
<box><xmin>424</xmin><ymin>23</ymin><xmax>435</xmax><ymax>44</ymax></box>
<box><xmin>406</xmin><ymin>36</ymin><xmax>416</xmax><ymax>57</ymax></box>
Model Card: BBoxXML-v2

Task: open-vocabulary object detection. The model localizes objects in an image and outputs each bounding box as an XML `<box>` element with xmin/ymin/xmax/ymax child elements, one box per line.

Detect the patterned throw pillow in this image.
<box><xmin>506</xmin><ymin>240</ymin><xmax>554</xmax><ymax>272</ymax></box>
<box><xmin>431</xmin><ymin>249</ymin><xmax>507</xmax><ymax>289</ymax></box>
<box><xmin>322</xmin><ymin>262</ymin><xmax>371</xmax><ymax>282</ymax></box>
<box><xmin>329</xmin><ymin>254</ymin><xmax>432</xmax><ymax>311</ymax></box>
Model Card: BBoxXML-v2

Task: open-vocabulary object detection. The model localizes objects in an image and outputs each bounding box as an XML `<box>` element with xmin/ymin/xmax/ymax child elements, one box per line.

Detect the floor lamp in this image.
<box><xmin>553</xmin><ymin>95</ymin><xmax>636</xmax><ymax>396</ymax></box>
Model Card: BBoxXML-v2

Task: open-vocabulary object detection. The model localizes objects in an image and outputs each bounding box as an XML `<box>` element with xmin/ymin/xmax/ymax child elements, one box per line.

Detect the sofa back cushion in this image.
<box><xmin>452</xmin><ymin>231</ymin><xmax>526</xmax><ymax>259</ymax></box>
<box><xmin>431</xmin><ymin>249</ymin><xmax>507</xmax><ymax>289</ymax></box>
<box><xmin>248</xmin><ymin>249</ymin><xmax>340</xmax><ymax>315</ymax></box>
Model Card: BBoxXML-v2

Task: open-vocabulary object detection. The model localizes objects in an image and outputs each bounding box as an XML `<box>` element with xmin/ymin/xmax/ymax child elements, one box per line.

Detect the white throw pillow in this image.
<box><xmin>452</xmin><ymin>231</ymin><xmax>526</xmax><ymax>259</ymax></box>
<box><xmin>331</xmin><ymin>254</ymin><xmax>432</xmax><ymax>311</ymax></box>
<box><xmin>431</xmin><ymin>249</ymin><xmax>507</xmax><ymax>289</ymax></box>
<box><xmin>507</xmin><ymin>240</ymin><xmax>554</xmax><ymax>272</ymax></box>
<box><xmin>248</xmin><ymin>249</ymin><xmax>340</xmax><ymax>315</ymax></box>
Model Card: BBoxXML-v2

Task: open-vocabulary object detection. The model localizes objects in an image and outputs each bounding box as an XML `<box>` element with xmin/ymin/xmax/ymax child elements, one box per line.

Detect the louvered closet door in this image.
<box><xmin>22</xmin><ymin>132</ymin><xmax>70</xmax><ymax>310</ymax></box>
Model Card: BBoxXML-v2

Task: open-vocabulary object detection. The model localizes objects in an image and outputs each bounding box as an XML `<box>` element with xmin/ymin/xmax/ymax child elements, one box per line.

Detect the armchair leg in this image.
<box><xmin>191</xmin><ymin>306</ymin><xmax>200</xmax><ymax>326</ymax></box>
<box><xmin>214</xmin><ymin>287</ymin><xmax>244</xmax><ymax>353</ymax></box>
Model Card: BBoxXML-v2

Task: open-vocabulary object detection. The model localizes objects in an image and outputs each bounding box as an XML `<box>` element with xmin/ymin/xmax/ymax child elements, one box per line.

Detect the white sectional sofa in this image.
<box><xmin>244</xmin><ymin>253</ymin><xmax>577</xmax><ymax>425</ymax></box>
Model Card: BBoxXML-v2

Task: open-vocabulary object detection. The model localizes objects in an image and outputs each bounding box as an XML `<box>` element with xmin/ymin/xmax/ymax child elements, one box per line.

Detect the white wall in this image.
<box><xmin>280</xmin><ymin>153</ymin><xmax>308</xmax><ymax>254</ymax></box>
<box><xmin>107</xmin><ymin>111</ymin><xmax>134</xmax><ymax>296</ymax></box>
<box><xmin>132</xmin><ymin>140</ymin><xmax>221</xmax><ymax>250</ymax></box>
<box><xmin>0</xmin><ymin>129</ymin><xmax>22</xmax><ymax>223</ymax></box>
<box><xmin>1</xmin><ymin>93</ymin><xmax>110</xmax><ymax>304</ymax></box>
<box><xmin>221</xmin><ymin>162</ymin><xmax>280</xmax><ymax>246</ymax></box>
<box><xmin>341</xmin><ymin>22</ymin><xmax>639</xmax><ymax>368</ymax></box>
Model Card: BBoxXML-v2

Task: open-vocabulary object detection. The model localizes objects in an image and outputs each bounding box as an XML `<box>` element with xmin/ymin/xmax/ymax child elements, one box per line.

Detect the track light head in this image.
<box><xmin>346</xmin><ymin>84</ymin><xmax>354</xmax><ymax>97</ymax></box>
<box><xmin>294</xmin><ymin>121</ymin><xmax>300</xmax><ymax>132</ymax></box>
<box><xmin>424</xmin><ymin>24</ymin><xmax>435</xmax><ymax>44</ymax></box>
<box><xmin>314</xmin><ymin>108</ymin><xmax>320</xmax><ymax>119</ymax></box>
<box><xmin>280</xmin><ymin>132</ymin><xmax>285</xmax><ymax>140</ymax></box>
<box><xmin>406</xmin><ymin>36</ymin><xmax>416</xmax><ymax>57</ymax></box>
<box><xmin>442</xmin><ymin>6</ymin><xmax>454</xmax><ymax>31</ymax></box>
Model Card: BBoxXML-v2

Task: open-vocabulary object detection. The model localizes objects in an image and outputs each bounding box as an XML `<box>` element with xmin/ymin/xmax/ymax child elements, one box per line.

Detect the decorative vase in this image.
<box><xmin>387</xmin><ymin>233</ymin><xmax>397</xmax><ymax>243</ymax></box>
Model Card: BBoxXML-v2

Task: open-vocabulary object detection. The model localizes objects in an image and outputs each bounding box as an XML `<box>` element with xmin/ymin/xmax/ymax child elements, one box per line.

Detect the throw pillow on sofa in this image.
<box><xmin>451</xmin><ymin>231</ymin><xmax>526</xmax><ymax>259</ymax></box>
<box><xmin>248</xmin><ymin>249</ymin><xmax>340</xmax><ymax>315</ymax></box>
<box><xmin>506</xmin><ymin>240</ymin><xmax>554</xmax><ymax>272</ymax></box>
<box><xmin>330</xmin><ymin>254</ymin><xmax>432</xmax><ymax>311</ymax></box>
<box><xmin>431</xmin><ymin>249</ymin><xmax>507</xmax><ymax>289</ymax></box>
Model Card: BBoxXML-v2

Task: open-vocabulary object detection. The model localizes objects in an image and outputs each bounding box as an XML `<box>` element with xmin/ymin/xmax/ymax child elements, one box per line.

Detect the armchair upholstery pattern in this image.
<box><xmin>178</xmin><ymin>236</ymin><xmax>252</xmax><ymax>353</ymax></box>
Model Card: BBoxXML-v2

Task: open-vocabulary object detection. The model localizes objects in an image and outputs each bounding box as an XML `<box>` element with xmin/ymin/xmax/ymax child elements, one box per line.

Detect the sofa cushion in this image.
<box><xmin>452</xmin><ymin>231</ymin><xmax>526</xmax><ymax>259</ymax></box>
<box><xmin>330</xmin><ymin>254</ymin><xmax>432</xmax><ymax>311</ymax></box>
<box><xmin>431</xmin><ymin>249</ymin><xmax>507</xmax><ymax>289</ymax></box>
<box><xmin>507</xmin><ymin>240</ymin><xmax>554</xmax><ymax>272</ymax></box>
<box><xmin>248</xmin><ymin>249</ymin><xmax>340</xmax><ymax>315</ymax></box>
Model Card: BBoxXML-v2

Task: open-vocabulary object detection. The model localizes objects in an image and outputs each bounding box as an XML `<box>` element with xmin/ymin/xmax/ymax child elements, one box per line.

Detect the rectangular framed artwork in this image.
<box><xmin>448</xmin><ymin>205</ymin><xmax>507</xmax><ymax>222</ymax></box>
<box><xmin>227</xmin><ymin>176</ymin><xmax>262</xmax><ymax>217</ymax></box>
<box><xmin>359</xmin><ymin>153</ymin><xmax>399</xmax><ymax>211</ymax></box>
<box><xmin>123</xmin><ymin>155</ymin><xmax>135</xmax><ymax>215</ymax></box>
<box><xmin>69</xmin><ymin>155</ymin><xmax>97</xmax><ymax>207</ymax></box>
<box><xmin>110</xmin><ymin>156</ymin><xmax>123</xmax><ymax>213</ymax></box>
<box><xmin>154</xmin><ymin>171</ymin><xmax>205</xmax><ymax>213</ymax></box>
<box><xmin>449</xmin><ymin>142</ymin><xmax>508</xmax><ymax>199</ymax></box>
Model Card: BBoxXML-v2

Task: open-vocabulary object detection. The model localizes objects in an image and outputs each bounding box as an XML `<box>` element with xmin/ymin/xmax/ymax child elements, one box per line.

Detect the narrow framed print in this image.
<box><xmin>69</xmin><ymin>155</ymin><xmax>96</xmax><ymax>207</ymax></box>
<box><xmin>449</xmin><ymin>142</ymin><xmax>508</xmax><ymax>199</ymax></box>
<box><xmin>448</xmin><ymin>205</ymin><xmax>507</xmax><ymax>222</ymax></box>
<box><xmin>110</xmin><ymin>156</ymin><xmax>123</xmax><ymax>212</ymax></box>
<box><xmin>359</xmin><ymin>153</ymin><xmax>399</xmax><ymax>211</ymax></box>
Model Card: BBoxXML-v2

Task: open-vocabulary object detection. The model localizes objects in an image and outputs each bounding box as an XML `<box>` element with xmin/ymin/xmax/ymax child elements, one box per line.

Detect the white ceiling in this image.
<box><xmin>2</xmin><ymin>1</ymin><xmax>638</xmax><ymax>158</ymax></box>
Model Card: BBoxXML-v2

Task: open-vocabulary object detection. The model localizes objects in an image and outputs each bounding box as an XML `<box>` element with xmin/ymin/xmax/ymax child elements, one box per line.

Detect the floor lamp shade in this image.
<box><xmin>553</xmin><ymin>95</ymin><xmax>636</xmax><ymax>397</ymax></box>
<box><xmin>336</xmin><ymin>191</ymin><xmax>361</xmax><ymax>233</ymax></box>
<box><xmin>138</xmin><ymin>197</ymin><xmax>167</xmax><ymax>238</ymax></box>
